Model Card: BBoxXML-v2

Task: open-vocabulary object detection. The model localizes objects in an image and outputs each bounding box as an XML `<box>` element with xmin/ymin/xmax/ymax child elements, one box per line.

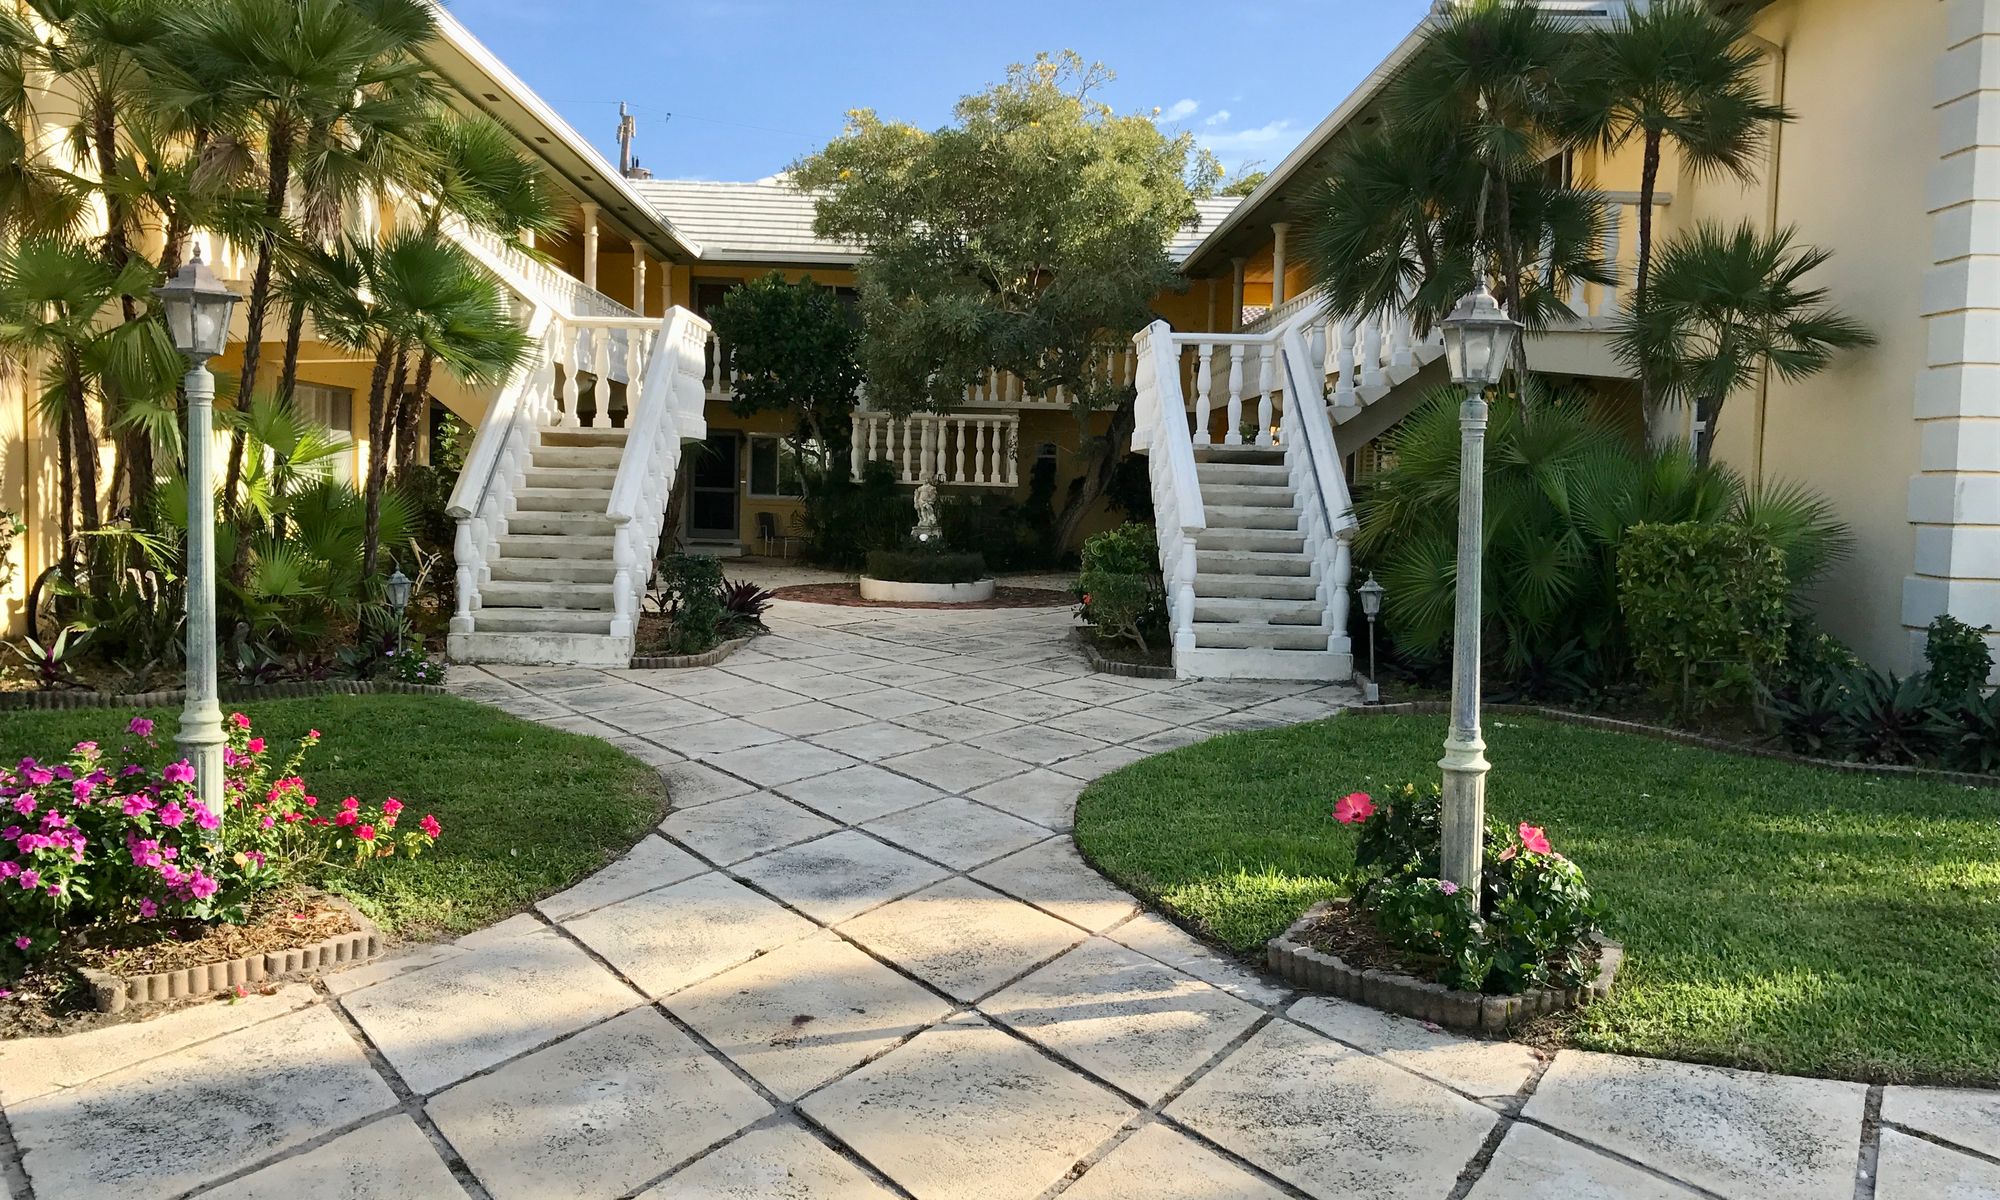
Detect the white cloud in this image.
<box><xmin>1204</xmin><ymin>109</ymin><xmax>1232</xmax><ymax>127</ymax></box>
<box><xmin>1162</xmin><ymin>98</ymin><xmax>1199</xmax><ymax>122</ymax></box>
<box><xmin>1197</xmin><ymin>118</ymin><xmax>1297</xmax><ymax>154</ymax></box>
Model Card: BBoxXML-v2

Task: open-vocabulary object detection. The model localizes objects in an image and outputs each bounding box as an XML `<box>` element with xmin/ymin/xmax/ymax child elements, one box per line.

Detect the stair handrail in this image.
<box><xmin>442</xmin><ymin>213</ymin><xmax>638</xmax><ymax>321</ymax></box>
<box><xmin>1278</xmin><ymin>312</ymin><xmax>1357</xmax><ymax>659</ymax></box>
<box><xmin>1132</xmin><ymin>319</ymin><xmax>1206</xmax><ymax>664</ymax></box>
<box><xmin>605</xmin><ymin>305</ymin><xmax>712</xmax><ymax>640</ymax></box>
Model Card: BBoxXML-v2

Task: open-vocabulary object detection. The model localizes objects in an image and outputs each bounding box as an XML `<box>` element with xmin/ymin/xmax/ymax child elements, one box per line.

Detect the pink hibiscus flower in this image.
<box><xmin>1332</xmin><ymin>792</ymin><xmax>1376</xmax><ymax>825</ymax></box>
<box><xmin>1518</xmin><ymin>823</ymin><xmax>1552</xmax><ymax>856</ymax></box>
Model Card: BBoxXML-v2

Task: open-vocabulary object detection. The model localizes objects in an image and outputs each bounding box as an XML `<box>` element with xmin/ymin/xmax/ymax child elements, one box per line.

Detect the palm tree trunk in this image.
<box><xmin>361</xmin><ymin>343</ymin><xmax>402</xmax><ymax>577</ymax></box>
<box><xmin>224</xmin><ymin>125</ymin><xmax>294</xmax><ymax>520</ymax></box>
<box><xmin>1693</xmin><ymin>392</ymin><xmax>1721</xmax><ymax>468</ymax></box>
<box><xmin>65</xmin><ymin>350</ymin><xmax>100</xmax><ymax>534</ymax></box>
<box><xmin>53</xmin><ymin>400</ymin><xmax>74</xmax><ymax>583</ymax></box>
<box><xmin>1635</xmin><ymin>127</ymin><xmax>1664</xmax><ymax>407</ymax></box>
<box><xmin>395</xmin><ymin>350</ymin><xmax>434</xmax><ymax>474</ymax></box>
<box><xmin>279</xmin><ymin>299</ymin><xmax>308</xmax><ymax>406</ymax></box>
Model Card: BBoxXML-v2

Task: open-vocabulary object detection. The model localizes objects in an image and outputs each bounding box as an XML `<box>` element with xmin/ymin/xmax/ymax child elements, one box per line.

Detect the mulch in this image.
<box><xmin>1300</xmin><ymin>901</ymin><xmax>1429</xmax><ymax>977</ymax></box>
<box><xmin>770</xmin><ymin>583</ymin><xmax>1075</xmax><ymax>609</ymax></box>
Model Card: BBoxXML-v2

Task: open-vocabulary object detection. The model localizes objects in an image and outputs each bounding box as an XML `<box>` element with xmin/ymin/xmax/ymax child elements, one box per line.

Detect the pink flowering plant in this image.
<box><xmin>1336</xmin><ymin>783</ymin><xmax>1602</xmax><ymax>994</ymax></box>
<box><xmin>1</xmin><ymin>712</ymin><xmax>440</xmax><ymax>975</ymax></box>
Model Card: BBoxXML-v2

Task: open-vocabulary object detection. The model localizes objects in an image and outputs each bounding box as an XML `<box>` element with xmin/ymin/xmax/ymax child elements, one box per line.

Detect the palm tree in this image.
<box><xmin>0</xmin><ymin>8</ymin><xmax>86</xmax><ymax>237</ymax></box>
<box><xmin>1614</xmin><ymin>221</ymin><xmax>1874</xmax><ymax>466</ymax></box>
<box><xmin>1566</xmin><ymin>0</ymin><xmax>1790</xmax><ymax>326</ymax></box>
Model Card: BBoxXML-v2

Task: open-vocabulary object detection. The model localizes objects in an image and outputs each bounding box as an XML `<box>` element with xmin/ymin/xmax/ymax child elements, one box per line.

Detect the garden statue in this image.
<box><xmin>913</xmin><ymin>473</ymin><xmax>943</xmax><ymax>544</ymax></box>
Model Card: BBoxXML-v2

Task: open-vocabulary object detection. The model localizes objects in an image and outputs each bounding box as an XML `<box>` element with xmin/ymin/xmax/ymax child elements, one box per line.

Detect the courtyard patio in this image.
<box><xmin>1</xmin><ymin>587</ymin><xmax>1994</xmax><ymax>1200</ymax></box>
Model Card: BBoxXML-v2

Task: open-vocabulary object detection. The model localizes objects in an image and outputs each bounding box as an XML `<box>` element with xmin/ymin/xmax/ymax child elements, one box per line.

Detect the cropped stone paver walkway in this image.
<box><xmin>3</xmin><ymin>587</ymin><xmax>1998</xmax><ymax>1199</ymax></box>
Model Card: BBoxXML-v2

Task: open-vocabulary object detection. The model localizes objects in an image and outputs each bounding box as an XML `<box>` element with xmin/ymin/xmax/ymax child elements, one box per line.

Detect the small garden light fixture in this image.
<box><xmin>1357</xmin><ymin>573</ymin><xmax>1384</xmax><ymax>704</ymax></box>
<box><xmin>1438</xmin><ymin>283</ymin><xmax>1520</xmax><ymax>895</ymax></box>
<box><xmin>385</xmin><ymin>568</ymin><xmax>413</xmax><ymax>654</ymax></box>
<box><xmin>154</xmin><ymin>246</ymin><xmax>240</xmax><ymax>835</ymax></box>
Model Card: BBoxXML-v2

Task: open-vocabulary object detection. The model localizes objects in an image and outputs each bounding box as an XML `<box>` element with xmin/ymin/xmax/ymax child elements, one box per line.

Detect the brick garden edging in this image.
<box><xmin>629</xmin><ymin>635</ymin><xmax>754</xmax><ymax>670</ymax></box>
<box><xmin>1267</xmin><ymin>900</ymin><xmax>1623</xmax><ymax>1033</ymax></box>
<box><xmin>80</xmin><ymin>896</ymin><xmax>386</xmax><ymax>1014</ymax></box>
<box><xmin>1351</xmin><ymin>700</ymin><xmax>2000</xmax><ymax>790</ymax></box>
<box><xmin>1071</xmin><ymin>630</ymin><xmax>1177</xmax><ymax>680</ymax></box>
<box><xmin>0</xmin><ymin>679</ymin><xmax>447</xmax><ymax>713</ymax></box>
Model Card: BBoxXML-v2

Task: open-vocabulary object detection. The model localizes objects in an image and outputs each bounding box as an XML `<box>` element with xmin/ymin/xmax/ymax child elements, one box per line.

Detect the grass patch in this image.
<box><xmin>3</xmin><ymin>694</ymin><xmax>665</xmax><ymax>940</ymax></box>
<box><xmin>1074</xmin><ymin>713</ymin><xmax>2000</xmax><ymax>1084</ymax></box>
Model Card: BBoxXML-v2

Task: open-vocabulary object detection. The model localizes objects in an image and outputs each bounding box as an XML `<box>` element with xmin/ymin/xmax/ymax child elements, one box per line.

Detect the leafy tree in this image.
<box><xmin>1613</xmin><ymin>221</ymin><xmax>1873</xmax><ymax>466</ymax></box>
<box><xmin>792</xmin><ymin>50</ymin><xmax>1219</xmax><ymax>551</ymax></box>
<box><xmin>707</xmin><ymin>272</ymin><xmax>861</xmax><ymax>498</ymax></box>
<box><xmin>1565</xmin><ymin>0</ymin><xmax>1789</xmax><ymax>331</ymax></box>
<box><xmin>1220</xmin><ymin>168</ymin><xmax>1266</xmax><ymax>197</ymax></box>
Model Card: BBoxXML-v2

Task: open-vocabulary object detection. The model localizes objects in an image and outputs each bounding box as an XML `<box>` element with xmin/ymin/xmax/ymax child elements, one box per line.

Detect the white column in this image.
<box><xmin>1908</xmin><ymin>0</ymin><xmax>2000</xmax><ymax>679</ymax></box>
<box><xmin>1270</xmin><ymin>222</ymin><xmax>1290</xmax><ymax>309</ymax></box>
<box><xmin>581</xmin><ymin>201</ymin><xmax>600</xmax><ymax>293</ymax></box>
<box><xmin>1230</xmin><ymin>257</ymin><xmax>1247</xmax><ymax>332</ymax></box>
<box><xmin>631</xmin><ymin>241</ymin><xmax>648</xmax><ymax>317</ymax></box>
<box><xmin>178</xmin><ymin>357</ymin><xmax>225</xmax><ymax>831</ymax></box>
<box><xmin>1441</xmin><ymin>383</ymin><xmax>1492</xmax><ymax>889</ymax></box>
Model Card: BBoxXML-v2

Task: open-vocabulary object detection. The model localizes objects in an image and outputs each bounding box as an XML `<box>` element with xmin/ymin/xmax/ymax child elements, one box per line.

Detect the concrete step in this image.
<box><xmin>1196</xmin><ymin>572</ymin><xmax>1319</xmax><ymax>600</ymax></box>
<box><xmin>540</xmin><ymin>426</ymin><xmax>629</xmax><ymax>448</ymax></box>
<box><xmin>1192</xmin><ymin>622</ymin><xmax>1331</xmax><ymax>651</ymax></box>
<box><xmin>498</xmin><ymin>533</ymin><xmax>615</xmax><ymax>559</ymax></box>
<box><xmin>1196</xmin><ymin>445</ymin><xmax>1286</xmax><ymax>467</ymax></box>
<box><xmin>531</xmin><ymin>444</ymin><xmax>623</xmax><ymax>471</ymax></box>
<box><xmin>447</xmin><ymin>630</ymin><xmax>633</xmax><ymax>668</ymax></box>
<box><xmin>1202</xmin><ymin>505</ymin><xmax>1303</xmax><ymax>532</ymax></box>
<box><xmin>513</xmin><ymin>486</ymin><xmax>613</xmax><ymax>513</ymax></box>
<box><xmin>1196</xmin><ymin>528</ymin><xmax>1306</xmax><ymax>555</ymax></box>
<box><xmin>488</xmin><ymin>557</ymin><xmax>619</xmax><ymax>585</ymax></box>
<box><xmin>480</xmin><ymin>581</ymin><xmax>617</xmax><ymax>610</ymax></box>
<box><xmin>473</xmin><ymin>607</ymin><xmax>616</xmax><ymax>635</ymax></box>
<box><xmin>522</xmin><ymin>467</ymin><xmax>610</xmax><ymax>490</ymax></box>
<box><xmin>1201</xmin><ymin>483</ymin><xmax>1295</xmax><ymax>509</ymax></box>
<box><xmin>1176</xmin><ymin>646</ymin><xmax>1352</xmax><ymax>682</ymax></box>
<box><xmin>1195</xmin><ymin>462</ymin><xmax>1291</xmax><ymax>487</ymax></box>
<box><xmin>1193</xmin><ymin>597</ymin><xmax>1325</xmax><ymax>625</ymax></box>
<box><xmin>506</xmin><ymin>510</ymin><xmax>616</xmax><ymax>537</ymax></box>
<box><xmin>1196</xmin><ymin>549</ymin><xmax>1313</xmax><ymax>578</ymax></box>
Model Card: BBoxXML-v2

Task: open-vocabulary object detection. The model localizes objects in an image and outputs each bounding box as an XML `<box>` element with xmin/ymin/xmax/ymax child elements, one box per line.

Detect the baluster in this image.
<box><xmin>1256</xmin><ymin>343</ymin><xmax>1275</xmax><ymax>447</ymax></box>
<box><xmin>1329</xmin><ymin>537</ymin><xmax>1354</xmax><ymax>654</ymax></box>
<box><xmin>452</xmin><ymin>520</ymin><xmax>476</xmax><ymax>632</ymax></box>
<box><xmin>1225</xmin><ymin>344</ymin><xmax>1246</xmax><ymax>445</ymax></box>
<box><xmin>1334</xmin><ymin>318</ymin><xmax>1358</xmax><ymax>407</ymax></box>
<box><xmin>560</xmin><ymin>327</ymin><xmax>582</xmax><ymax>428</ymax></box>
<box><xmin>1006</xmin><ymin>420</ymin><xmax>1019</xmax><ymax>485</ymax></box>
<box><xmin>850</xmin><ymin>419</ymin><xmax>864</xmax><ymax>481</ymax></box>
<box><xmin>1361</xmin><ymin>315</ymin><xmax>1385</xmax><ymax>392</ymax></box>
<box><xmin>1390</xmin><ymin>310</ymin><xmax>1413</xmax><ymax>370</ymax></box>
<box><xmin>609</xmin><ymin>525</ymin><xmax>634</xmax><ymax>638</ymax></box>
<box><xmin>596</xmin><ymin>329</ymin><xmax>616</xmax><ymax>428</ymax></box>
<box><xmin>954</xmin><ymin>419</ymin><xmax>967</xmax><ymax>482</ymax></box>
<box><xmin>1193</xmin><ymin>342</ymin><xmax>1215</xmax><ymax>447</ymax></box>
<box><xmin>1598</xmin><ymin>203</ymin><xmax>1624</xmax><ymax>318</ymax></box>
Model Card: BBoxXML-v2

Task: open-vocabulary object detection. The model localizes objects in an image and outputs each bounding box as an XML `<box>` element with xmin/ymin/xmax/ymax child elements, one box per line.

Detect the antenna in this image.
<box><xmin>617</xmin><ymin>101</ymin><xmax>637</xmax><ymax>178</ymax></box>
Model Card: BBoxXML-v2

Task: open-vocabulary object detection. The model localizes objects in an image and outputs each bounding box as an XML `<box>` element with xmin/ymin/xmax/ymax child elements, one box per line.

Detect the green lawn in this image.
<box><xmin>3</xmin><ymin>694</ymin><xmax>666</xmax><ymax>940</ymax></box>
<box><xmin>1074</xmin><ymin>713</ymin><xmax>2000</xmax><ymax>1084</ymax></box>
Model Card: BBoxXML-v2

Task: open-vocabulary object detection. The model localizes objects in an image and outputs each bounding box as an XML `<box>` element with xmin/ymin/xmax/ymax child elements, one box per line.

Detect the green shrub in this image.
<box><xmin>1080</xmin><ymin>521</ymin><xmax>1158</xmax><ymax>575</ymax></box>
<box><xmin>653</xmin><ymin>552</ymin><xmax>726</xmax><ymax>653</ymax></box>
<box><xmin>1077</xmin><ymin>523</ymin><xmax>1167</xmax><ymax>652</ymax></box>
<box><xmin>941</xmin><ymin>489</ymin><xmax>1058</xmax><ymax>572</ymax></box>
<box><xmin>1931</xmin><ymin>687</ymin><xmax>2000</xmax><ymax>774</ymax></box>
<box><xmin>803</xmin><ymin>460</ymin><xmax>911</xmax><ymax>569</ymax></box>
<box><xmin>1924</xmin><ymin>614</ymin><xmax>1994</xmax><ymax>698</ymax></box>
<box><xmin>1618</xmin><ymin>521</ymin><xmax>1791</xmax><ymax>718</ymax></box>
<box><xmin>863</xmin><ymin>549</ymin><xmax>987</xmax><ymax>584</ymax></box>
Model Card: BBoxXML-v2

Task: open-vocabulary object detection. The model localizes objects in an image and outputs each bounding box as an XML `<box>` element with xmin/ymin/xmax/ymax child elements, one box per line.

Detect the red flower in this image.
<box><xmin>1518</xmin><ymin>823</ymin><xmax>1552</xmax><ymax>856</ymax></box>
<box><xmin>229</xmin><ymin>712</ymin><xmax>251</xmax><ymax>730</ymax></box>
<box><xmin>356</xmin><ymin>825</ymin><xmax>376</xmax><ymax>842</ymax></box>
<box><xmin>1332</xmin><ymin>792</ymin><xmax>1376</xmax><ymax>825</ymax></box>
<box><xmin>333</xmin><ymin>810</ymin><xmax>357</xmax><ymax>828</ymax></box>
<box><xmin>419</xmin><ymin>814</ymin><xmax>441</xmax><ymax>839</ymax></box>
<box><xmin>381</xmin><ymin>798</ymin><xmax>403</xmax><ymax>817</ymax></box>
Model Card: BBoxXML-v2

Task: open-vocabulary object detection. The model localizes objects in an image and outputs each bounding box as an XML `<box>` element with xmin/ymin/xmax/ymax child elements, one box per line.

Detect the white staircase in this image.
<box><xmin>442</xmin><ymin>249</ymin><xmax>711</xmax><ymax>665</ymax></box>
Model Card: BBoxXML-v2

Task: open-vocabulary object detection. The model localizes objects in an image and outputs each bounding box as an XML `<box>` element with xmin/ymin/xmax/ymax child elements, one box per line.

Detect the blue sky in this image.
<box><xmin>451</xmin><ymin>0</ymin><xmax>1436</xmax><ymax>183</ymax></box>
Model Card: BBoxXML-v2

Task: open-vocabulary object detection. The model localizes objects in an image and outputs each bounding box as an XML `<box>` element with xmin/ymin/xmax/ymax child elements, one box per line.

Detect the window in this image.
<box><xmin>748</xmin><ymin>435</ymin><xmax>813</xmax><ymax>498</ymax></box>
<box><xmin>294</xmin><ymin>382</ymin><xmax>356</xmax><ymax>483</ymax></box>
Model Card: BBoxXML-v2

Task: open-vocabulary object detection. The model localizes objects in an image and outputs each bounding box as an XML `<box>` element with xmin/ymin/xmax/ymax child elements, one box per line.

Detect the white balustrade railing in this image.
<box><xmin>850</xmin><ymin>412</ymin><xmax>1020</xmax><ymax>487</ymax></box>
<box><xmin>716</xmin><ymin>336</ymin><xmax>1136</xmax><ymax>410</ymax></box>
<box><xmin>446</xmin><ymin>215</ymin><xmax>639</xmax><ymax>321</ymax></box>
<box><xmin>1278</xmin><ymin>311</ymin><xmax>1358</xmax><ymax>660</ymax></box>
<box><xmin>606</xmin><ymin>308</ymin><xmax>711</xmax><ymax>639</ymax></box>
<box><xmin>1131</xmin><ymin>320</ymin><xmax>1206</xmax><ymax>662</ymax></box>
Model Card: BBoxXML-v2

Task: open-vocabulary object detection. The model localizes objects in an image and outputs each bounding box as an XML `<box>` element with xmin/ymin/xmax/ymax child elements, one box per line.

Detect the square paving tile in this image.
<box><xmin>660</xmin><ymin>760</ymin><xmax>758</xmax><ymax>808</ymax></box>
<box><xmin>607</xmin><ymin>735</ymin><xmax>688</xmax><ymax>768</ymax></box>
<box><xmin>808</xmin><ymin>720</ymin><xmax>947</xmax><ymax>762</ymax></box>
<box><xmin>879</xmin><ymin>744</ymin><xmax>1029</xmax><ymax>793</ymax></box>
<box><xmin>1167</xmin><ymin>1018</ymin><xmax>1496</xmax><ymax>1200</ymax></box>
<box><xmin>564</xmin><ymin>872</ymin><xmax>819</xmax><ymax>997</ymax></box>
<box><xmin>1881</xmin><ymin>1085</ymin><xmax>2000</xmax><ymax>1158</ymax></box>
<box><xmin>1521</xmin><ymin>1050</ymin><xmax>1867</xmax><ymax>1200</ymax></box>
<box><xmin>559</xmin><ymin>681</ymin><xmax>672</xmax><ymax>712</ymax></box>
<box><xmin>780</xmin><ymin>673</ymin><xmax>887</xmax><ymax>701</ymax></box>
<box><xmin>735</xmin><ymin>830</ymin><xmax>952</xmax><ymax>923</ymax></box>
<box><xmin>982</xmin><ymin>939</ymin><xmax>1262</xmax><ymax>1103</ymax></box>
<box><xmin>1039</xmin><ymin>707</ymin><xmax>1174</xmax><ymax>744</ymax></box>
<box><xmin>641</xmin><ymin>1124</ymin><xmax>899</xmax><ymax>1198</ymax></box>
<box><xmin>971</xmin><ymin>840</ymin><xmax>1139</xmax><ymax>932</ymax></box>
<box><xmin>536</xmin><ymin>835</ymin><xmax>708</xmax><ymax>921</ymax></box>
<box><xmin>224</xmin><ymin>1114</ymin><xmax>465</xmax><ymax>1200</ymax></box>
<box><xmin>905</xmin><ymin>675</ymin><xmax>1021</xmax><ymax>704</ymax></box>
<box><xmin>672</xmin><ymin>716</ymin><xmax>791</xmax><ymax>758</ymax></box>
<box><xmin>1289</xmin><ymin>996</ymin><xmax>1536</xmax><ymax>1098</ymax></box>
<box><xmin>799</xmin><ymin>1016</ymin><xmax>1133</xmax><ymax>1200</ymax></box>
<box><xmin>9</xmin><ymin>1006</ymin><xmax>396</xmax><ymax>1199</ymax></box>
<box><xmin>746</xmin><ymin>701</ymin><xmax>875</xmax><ymax>737</ymax></box>
<box><xmin>721</xmin><ymin>658</ymin><xmax>830</xmax><ymax>687</ymax></box>
<box><xmin>341</xmin><ymin>925</ymin><xmax>638</xmax><ymax>1094</ymax></box>
<box><xmin>595</xmin><ymin>696</ymin><xmax>726</xmax><ymax>735</ymax></box>
<box><xmin>1048</xmin><ymin>745</ymin><xmax>1150</xmax><ymax>780</ymax></box>
<box><xmin>668</xmin><ymin>931</ymin><xmax>953</xmax><ymax>1101</ymax></box>
<box><xmin>964</xmin><ymin>769</ymin><xmax>1084</xmax><ymax>830</ymax></box>
<box><xmin>1108</xmin><ymin>692</ymin><xmax>1232</xmax><ymax>724</ymax></box>
<box><xmin>1464</xmin><ymin>1123</ymin><xmax>1698</xmax><ymax>1200</ymax></box>
<box><xmin>1041</xmin><ymin>676</ymin><xmax>1150</xmax><ymax>705</ymax></box>
<box><xmin>1108</xmin><ymin>913</ymin><xmax>1289</xmax><ymax>1006</ymax></box>
<box><xmin>1063</xmin><ymin>1122</ymin><xmax>1286</xmax><ymax>1200</ymax></box>
<box><xmin>699</xmin><ymin>682</ymin><xmax>814</xmax><ymax>717</ymax></box>
<box><xmin>981</xmin><ymin>664</ymin><xmax>1084</xmax><ymax>691</ymax></box>
<box><xmin>1126</xmin><ymin>726</ymin><xmax>1210</xmax><ymax>754</ymax></box>
<box><xmin>849</xmin><ymin>661</ymin><xmax>951</xmax><ymax>686</ymax></box>
<box><xmin>970</xmin><ymin>723</ymin><xmax>1109</xmax><ymax>765</ymax></box>
<box><xmin>863</xmin><ymin>797</ymin><xmax>1049</xmax><ymax>869</ymax></box>
<box><xmin>427</xmin><ymin>1007</ymin><xmax>769</xmax><ymax>1200</ymax></box>
<box><xmin>980</xmin><ymin>689</ymin><xmax>1092</xmax><ymax>722</ymax></box>
<box><xmin>705</xmin><ymin>741</ymin><xmax>862</xmax><ymax>788</ymax></box>
<box><xmin>838</xmin><ymin>877</ymin><xmax>1082</xmax><ymax>1001</ymax></box>
<box><xmin>662</xmin><ymin>792</ymin><xmax>840</xmax><ymax>865</ymax></box>
<box><xmin>765</xmin><ymin>763</ymin><xmax>935</xmax><ymax>823</ymax></box>
<box><xmin>825</xmin><ymin>685</ymin><xmax>944</xmax><ymax>717</ymax></box>
<box><xmin>893</xmin><ymin>705</ymin><xmax>1023</xmax><ymax>741</ymax></box>
<box><xmin>1874</xmin><ymin>1129</ymin><xmax>2000</xmax><ymax>1200</ymax></box>
<box><xmin>542</xmin><ymin>713</ymin><xmax>623</xmax><ymax>739</ymax></box>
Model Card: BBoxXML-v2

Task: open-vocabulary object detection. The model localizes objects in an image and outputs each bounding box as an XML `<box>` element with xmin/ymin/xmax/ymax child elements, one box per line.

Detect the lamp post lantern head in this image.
<box><xmin>153</xmin><ymin>246</ymin><xmax>239</xmax><ymax>361</ymax></box>
<box><xmin>1441</xmin><ymin>284</ymin><xmax>1519</xmax><ymax>390</ymax></box>
<box><xmin>385</xmin><ymin>569</ymin><xmax>413</xmax><ymax>618</ymax></box>
<box><xmin>1358</xmin><ymin>573</ymin><xmax>1385</xmax><ymax>620</ymax></box>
